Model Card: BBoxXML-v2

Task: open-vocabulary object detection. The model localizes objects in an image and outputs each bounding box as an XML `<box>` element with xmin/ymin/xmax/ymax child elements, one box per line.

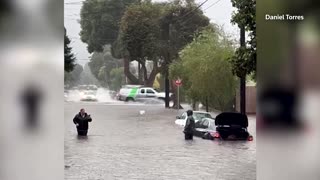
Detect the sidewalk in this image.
<box><xmin>177</xmin><ymin>103</ymin><xmax>220</xmax><ymax>117</ymax></box>
<box><xmin>180</xmin><ymin>103</ymin><xmax>256</xmax><ymax>119</ymax></box>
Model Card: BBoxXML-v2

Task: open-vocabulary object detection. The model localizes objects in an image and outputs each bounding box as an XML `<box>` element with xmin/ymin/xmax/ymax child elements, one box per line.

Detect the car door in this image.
<box><xmin>146</xmin><ymin>88</ymin><xmax>156</xmax><ymax>98</ymax></box>
<box><xmin>208</xmin><ymin>119</ymin><xmax>216</xmax><ymax>131</ymax></box>
<box><xmin>136</xmin><ymin>88</ymin><xmax>146</xmax><ymax>99</ymax></box>
<box><xmin>175</xmin><ymin>112</ymin><xmax>187</xmax><ymax>126</ymax></box>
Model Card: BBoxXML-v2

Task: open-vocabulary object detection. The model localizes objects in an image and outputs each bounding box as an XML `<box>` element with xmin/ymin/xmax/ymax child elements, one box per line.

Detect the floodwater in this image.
<box><xmin>65</xmin><ymin>102</ymin><xmax>256</xmax><ymax>180</ymax></box>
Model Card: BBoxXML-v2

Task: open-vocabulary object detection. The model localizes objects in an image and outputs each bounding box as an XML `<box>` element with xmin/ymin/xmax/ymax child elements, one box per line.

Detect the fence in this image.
<box><xmin>236</xmin><ymin>85</ymin><xmax>256</xmax><ymax>114</ymax></box>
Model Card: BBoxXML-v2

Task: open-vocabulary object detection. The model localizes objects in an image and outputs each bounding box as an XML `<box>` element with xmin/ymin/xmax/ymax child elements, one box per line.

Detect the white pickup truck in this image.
<box><xmin>118</xmin><ymin>86</ymin><xmax>172</xmax><ymax>102</ymax></box>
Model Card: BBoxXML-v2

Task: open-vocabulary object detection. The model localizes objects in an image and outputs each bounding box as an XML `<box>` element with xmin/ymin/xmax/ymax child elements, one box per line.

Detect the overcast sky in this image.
<box><xmin>64</xmin><ymin>0</ymin><xmax>239</xmax><ymax>66</ymax></box>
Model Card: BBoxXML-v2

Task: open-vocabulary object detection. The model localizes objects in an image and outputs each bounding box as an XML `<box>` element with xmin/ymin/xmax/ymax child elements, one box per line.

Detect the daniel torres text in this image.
<box><xmin>265</xmin><ymin>14</ymin><xmax>304</xmax><ymax>21</ymax></box>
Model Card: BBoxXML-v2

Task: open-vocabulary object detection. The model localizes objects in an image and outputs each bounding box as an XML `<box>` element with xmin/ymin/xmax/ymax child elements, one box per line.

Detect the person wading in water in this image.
<box><xmin>73</xmin><ymin>108</ymin><xmax>92</xmax><ymax>136</ymax></box>
<box><xmin>183</xmin><ymin>110</ymin><xmax>195</xmax><ymax>140</ymax></box>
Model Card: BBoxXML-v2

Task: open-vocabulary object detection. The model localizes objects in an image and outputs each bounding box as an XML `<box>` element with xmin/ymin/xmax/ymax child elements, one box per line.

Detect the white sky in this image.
<box><xmin>64</xmin><ymin>0</ymin><xmax>239</xmax><ymax>66</ymax></box>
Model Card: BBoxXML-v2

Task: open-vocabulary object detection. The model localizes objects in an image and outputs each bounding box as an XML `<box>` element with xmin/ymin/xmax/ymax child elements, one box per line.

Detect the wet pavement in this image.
<box><xmin>65</xmin><ymin>102</ymin><xmax>256</xmax><ymax>180</ymax></box>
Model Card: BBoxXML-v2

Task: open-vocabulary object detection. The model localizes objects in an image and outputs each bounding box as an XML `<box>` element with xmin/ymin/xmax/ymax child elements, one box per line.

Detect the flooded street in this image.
<box><xmin>65</xmin><ymin>102</ymin><xmax>256</xmax><ymax>180</ymax></box>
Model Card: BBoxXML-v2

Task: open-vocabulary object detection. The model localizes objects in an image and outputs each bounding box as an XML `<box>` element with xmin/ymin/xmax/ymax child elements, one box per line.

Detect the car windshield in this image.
<box><xmin>193</xmin><ymin>112</ymin><xmax>212</xmax><ymax>120</ymax></box>
<box><xmin>208</xmin><ymin>120</ymin><xmax>215</xmax><ymax>130</ymax></box>
<box><xmin>84</xmin><ymin>91</ymin><xmax>95</xmax><ymax>95</ymax></box>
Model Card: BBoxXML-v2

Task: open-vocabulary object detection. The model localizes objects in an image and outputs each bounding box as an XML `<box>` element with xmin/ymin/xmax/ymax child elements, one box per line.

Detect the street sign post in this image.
<box><xmin>175</xmin><ymin>79</ymin><xmax>182</xmax><ymax>111</ymax></box>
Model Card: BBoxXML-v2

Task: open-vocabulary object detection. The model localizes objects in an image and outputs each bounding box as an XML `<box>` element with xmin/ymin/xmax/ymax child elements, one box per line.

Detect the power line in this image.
<box><xmin>70</xmin><ymin>0</ymin><xmax>209</xmax><ymax>21</ymax></box>
<box><xmin>176</xmin><ymin>0</ymin><xmax>215</xmax><ymax>25</ymax></box>
<box><xmin>204</xmin><ymin>0</ymin><xmax>223</xmax><ymax>11</ymax></box>
<box><xmin>66</xmin><ymin>0</ymin><xmax>212</xmax><ymax>51</ymax></box>
<box><xmin>176</xmin><ymin>0</ymin><xmax>223</xmax><ymax>26</ymax></box>
<box><xmin>175</xmin><ymin>0</ymin><xmax>209</xmax><ymax>22</ymax></box>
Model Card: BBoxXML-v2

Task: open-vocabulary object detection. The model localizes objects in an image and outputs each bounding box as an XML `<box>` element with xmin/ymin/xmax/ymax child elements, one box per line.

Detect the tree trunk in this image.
<box><xmin>138</xmin><ymin>62</ymin><xmax>141</xmax><ymax>83</ymax></box>
<box><xmin>124</xmin><ymin>56</ymin><xmax>139</xmax><ymax>84</ymax></box>
<box><xmin>192</xmin><ymin>101</ymin><xmax>196</xmax><ymax>110</ymax></box>
<box><xmin>142</xmin><ymin>63</ymin><xmax>160</xmax><ymax>87</ymax></box>
<box><xmin>141</xmin><ymin>62</ymin><xmax>148</xmax><ymax>86</ymax></box>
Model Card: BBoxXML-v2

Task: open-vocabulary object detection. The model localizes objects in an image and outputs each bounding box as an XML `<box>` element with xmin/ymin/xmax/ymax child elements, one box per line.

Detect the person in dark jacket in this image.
<box><xmin>184</xmin><ymin>110</ymin><xmax>195</xmax><ymax>140</ymax></box>
<box><xmin>73</xmin><ymin>108</ymin><xmax>92</xmax><ymax>136</ymax></box>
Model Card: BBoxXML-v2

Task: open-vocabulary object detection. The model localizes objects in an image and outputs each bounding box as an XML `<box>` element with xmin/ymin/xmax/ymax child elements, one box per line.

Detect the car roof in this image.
<box><xmin>182</xmin><ymin>111</ymin><xmax>211</xmax><ymax>115</ymax></box>
<box><xmin>189</xmin><ymin>111</ymin><xmax>209</xmax><ymax>113</ymax></box>
<box><xmin>215</xmin><ymin>112</ymin><xmax>248</xmax><ymax>127</ymax></box>
<box><xmin>199</xmin><ymin>117</ymin><xmax>215</xmax><ymax>121</ymax></box>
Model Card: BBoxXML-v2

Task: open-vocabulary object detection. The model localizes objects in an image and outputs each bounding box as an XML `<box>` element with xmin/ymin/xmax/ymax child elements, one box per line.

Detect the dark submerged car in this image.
<box><xmin>200</xmin><ymin>112</ymin><xmax>253</xmax><ymax>141</ymax></box>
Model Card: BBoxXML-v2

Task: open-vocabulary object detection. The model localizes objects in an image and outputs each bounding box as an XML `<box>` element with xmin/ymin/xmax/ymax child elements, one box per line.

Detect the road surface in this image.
<box><xmin>65</xmin><ymin>102</ymin><xmax>256</xmax><ymax>180</ymax></box>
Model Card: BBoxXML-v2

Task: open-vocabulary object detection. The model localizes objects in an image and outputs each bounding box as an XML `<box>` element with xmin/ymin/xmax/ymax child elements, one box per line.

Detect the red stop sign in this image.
<box><xmin>175</xmin><ymin>79</ymin><xmax>182</xmax><ymax>86</ymax></box>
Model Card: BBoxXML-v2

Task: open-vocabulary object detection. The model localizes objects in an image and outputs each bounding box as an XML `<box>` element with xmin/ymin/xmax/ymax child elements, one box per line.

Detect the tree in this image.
<box><xmin>64</xmin><ymin>28</ymin><xmax>76</xmax><ymax>72</ymax></box>
<box><xmin>170</xmin><ymin>26</ymin><xmax>237</xmax><ymax>111</ymax></box>
<box><xmin>153</xmin><ymin>73</ymin><xmax>162</xmax><ymax>90</ymax></box>
<box><xmin>229</xmin><ymin>0</ymin><xmax>256</xmax><ymax>78</ymax></box>
<box><xmin>79</xmin><ymin>0</ymin><xmax>140</xmax><ymax>53</ymax></box>
<box><xmin>80</xmin><ymin>0</ymin><xmax>209</xmax><ymax>88</ymax></box>
<box><xmin>109</xmin><ymin>67</ymin><xmax>125</xmax><ymax>91</ymax></box>
<box><xmin>118</xmin><ymin>1</ymin><xmax>166</xmax><ymax>86</ymax></box>
<box><xmin>116</xmin><ymin>0</ymin><xmax>209</xmax><ymax>86</ymax></box>
<box><xmin>65</xmin><ymin>64</ymin><xmax>84</xmax><ymax>87</ymax></box>
<box><xmin>80</xmin><ymin>0</ymin><xmax>140</xmax><ymax>85</ymax></box>
<box><xmin>97</xmin><ymin>65</ymin><xmax>108</xmax><ymax>87</ymax></box>
<box><xmin>88</xmin><ymin>45</ymin><xmax>122</xmax><ymax>87</ymax></box>
<box><xmin>80</xmin><ymin>63</ymin><xmax>100</xmax><ymax>85</ymax></box>
<box><xmin>157</xmin><ymin>0</ymin><xmax>210</xmax><ymax>108</ymax></box>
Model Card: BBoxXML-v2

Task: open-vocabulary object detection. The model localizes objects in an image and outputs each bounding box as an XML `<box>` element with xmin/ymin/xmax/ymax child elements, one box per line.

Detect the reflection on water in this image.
<box><xmin>76</xmin><ymin>135</ymin><xmax>88</xmax><ymax>141</ymax></box>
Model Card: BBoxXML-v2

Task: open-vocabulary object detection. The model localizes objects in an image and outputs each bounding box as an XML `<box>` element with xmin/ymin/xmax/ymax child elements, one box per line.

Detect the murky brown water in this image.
<box><xmin>65</xmin><ymin>102</ymin><xmax>256</xmax><ymax>180</ymax></box>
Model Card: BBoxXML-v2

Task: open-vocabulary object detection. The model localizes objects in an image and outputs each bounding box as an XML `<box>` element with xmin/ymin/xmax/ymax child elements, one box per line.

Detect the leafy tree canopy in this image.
<box><xmin>109</xmin><ymin>67</ymin><xmax>125</xmax><ymax>91</ymax></box>
<box><xmin>170</xmin><ymin>26</ymin><xmax>237</xmax><ymax>111</ymax></box>
<box><xmin>80</xmin><ymin>0</ymin><xmax>140</xmax><ymax>53</ymax></box>
<box><xmin>115</xmin><ymin>0</ymin><xmax>209</xmax><ymax>86</ymax></box>
<box><xmin>230</xmin><ymin>0</ymin><xmax>256</xmax><ymax>78</ymax></box>
<box><xmin>65</xmin><ymin>28</ymin><xmax>76</xmax><ymax>72</ymax></box>
<box><xmin>65</xmin><ymin>64</ymin><xmax>84</xmax><ymax>87</ymax></box>
<box><xmin>88</xmin><ymin>45</ymin><xmax>122</xmax><ymax>87</ymax></box>
<box><xmin>116</xmin><ymin>0</ymin><xmax>210</xmax><ymax>62</ymax></box>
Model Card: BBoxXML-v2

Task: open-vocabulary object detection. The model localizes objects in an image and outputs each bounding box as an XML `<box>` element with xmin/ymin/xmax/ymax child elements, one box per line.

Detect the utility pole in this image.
<box><xmin>164</xmin><ymin>23</ymin><xmax>171</xmax><ymax>108</ymax></box>
<box><xmin>240</xmin><ymin>25</ymin><xmax>246</xmax><ymax>114</ymax></box>
<box><xmin>206</xmin><ymin>96</ymin><xmax>209</xmax><ymax>112</ymax></box>
<box><xmin>165</xmin><ymin>74</ymin><xmax>170</xmax><ymax>108</ymax></box>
